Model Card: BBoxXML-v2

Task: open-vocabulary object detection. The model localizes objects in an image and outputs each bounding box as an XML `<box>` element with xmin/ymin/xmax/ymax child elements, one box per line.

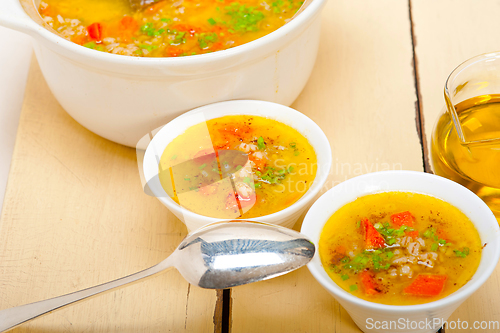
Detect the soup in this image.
<box><xmin>38</xmin><ymin>0</ymin><xmax>304</xmax><ymax>57</ymax></box>
<box><xmin>158</xmin><ymin>115</ymin><xmax>317</xmax><ymax>219</ymax></box>
<box><xmin>319</xmin><ymin>192</ymin><xmax>482</xmax><ymax>305</ymax></box>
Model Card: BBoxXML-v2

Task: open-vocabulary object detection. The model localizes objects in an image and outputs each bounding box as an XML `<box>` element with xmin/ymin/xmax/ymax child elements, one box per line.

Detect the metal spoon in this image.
<box><xmin>0</xmin><ymin>221</ymin><xmax>314</xmax><ymax>332</ymax></box>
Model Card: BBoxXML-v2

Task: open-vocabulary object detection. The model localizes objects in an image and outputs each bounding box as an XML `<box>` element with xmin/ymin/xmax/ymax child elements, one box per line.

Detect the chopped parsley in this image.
<box><xmin>140</xmin><ymin>44</ymin><xmax>158</xmax><ymax>51</ymax></box>
<box><xmin>257</xmin><ymin>136</ymin><xmax>266</xmax><ymax>150</ymax></box>
<box><xmin>454</xmin><ymin>247</ymin><xmax>470</xmax><ymax>258</ymax></box>
<box><xmin>340</xmin><ymin>249</ymin><xmax>393</xmax><ymax>273</ymax></box>
<box><xmin>257</xmin><ymin>165</ymin><xmax>293</xmax><ymax>185</ymax></box>
<box><xmin>225</xmin><ymin>3</ymin><xmax>265</xmax><ymax>32</ymax></box>
<box><xmin>198</xmin><ymin>32</ymin><xmax>218</xmax><ymax>49</ymax></box>
<box><xmin>374</xmin><ymin>222</ymin><xmax>414</xmax><ymax>245</ymax></box>
<box><xmin>83</xmin><ymin>42</ymin><xmax>104</xmax><ymax>51</ymax></box>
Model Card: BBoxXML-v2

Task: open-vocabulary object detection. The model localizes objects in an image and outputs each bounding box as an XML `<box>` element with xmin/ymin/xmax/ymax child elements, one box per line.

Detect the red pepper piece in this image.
<box><xmin>87</xmin><ymin>22</ymin><xmax>103</xmax><ymax>41</ymax></box>
<box><xmin>359</xmin><ymin>270</ymin><xmax>381</xmax><ymax>295</ymax></box>
<box><xmin>403</xmin><ymin>274</ymin><xmax>447</xmax><ymax>296</ymax></box>
<box><xmin>362</xmin><ymin>218</ymin><xmax>386</xmax><ymax>249</ymax></box>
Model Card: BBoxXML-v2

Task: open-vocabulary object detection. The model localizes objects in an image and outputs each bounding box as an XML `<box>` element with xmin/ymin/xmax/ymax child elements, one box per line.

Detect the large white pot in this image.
<box><xmin>0</xmin><ymin>0</ymin><xmax>327</xmax><ymax>147</ymax></box>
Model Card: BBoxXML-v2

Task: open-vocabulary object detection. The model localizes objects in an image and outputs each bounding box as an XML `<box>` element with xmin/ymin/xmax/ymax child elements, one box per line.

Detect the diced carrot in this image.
<box><xmin>403</xmin><ymin>274</ymin><xmax>447</xmax><ymax>296</ymax></box>
<box><xmin>437</xmin><ymin>229</ymin><xmax>449</xmax><ymax>241</ymax></box>
<box><xmin>406</xmin><ymin>230</ymin><xmax>419</xmax><ymax>238</ymax></box>
<box><xmin>120</xmin><ymin>16</ymin><xmax>137</xmax><ymax>30</ymax></box>
<box><xmin>248</xmin><ymin>154</ymin><xmax>266</xmax><ymax>171</ymax></box>
<box><xmin>359</xmin><ymin>270</ymin><xmax>381</xmax><ymax>295</ymax></box>
<box><xmin>71</xmin><ymin>35</ymin><xmax>87</xmax><ymax>45</ymax></box>
<box><xmin>87</xmin><ymin>22</ymin><xmax>103</xmax><ymax>41</ymax></box>
<box><xmin>119</xmin><ymin>16</ymin><xmax>138</xmax><ymax>42</ymax></box>
<box><xmin>210</xmin><ymin>42</ymin><xmax>224</xmax><ymax>51</ymax></box>
<box><xmin>165</xmin><ymin>46</ymin><xmax>183</xmax><ymax>57</ymax></box>
<box><xmin>362</xmin><ymin>218</ymin><xmax>386</xmax><ymax>249</ymax></box>
<box><xmin>391</xmin><ymin>211</ymin><xmax>414</xmax><ymax>227</ymax></box>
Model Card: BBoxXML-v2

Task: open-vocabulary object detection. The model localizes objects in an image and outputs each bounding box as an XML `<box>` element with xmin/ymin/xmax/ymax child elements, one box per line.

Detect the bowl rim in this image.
<box><xmin>142</xmin><ymin>99</ymin><xmax>332</xmax><ymax>225</ymax></box>
<box><xmin>23</xmin><ymin>0</ymin><xmax>327</xmax><ymax>67</ymax></box>
<box><xmin>301</xmin><ymin>170</ymin><xmax>500</xmax><ymax>313</ymax></box>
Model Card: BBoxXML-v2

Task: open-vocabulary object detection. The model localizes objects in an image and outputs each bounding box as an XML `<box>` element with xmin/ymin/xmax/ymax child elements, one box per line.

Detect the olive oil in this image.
<box><xmin>431</xmin><ymin>94</ymin><xmax>500</xmax><ymax>219</ymax></box>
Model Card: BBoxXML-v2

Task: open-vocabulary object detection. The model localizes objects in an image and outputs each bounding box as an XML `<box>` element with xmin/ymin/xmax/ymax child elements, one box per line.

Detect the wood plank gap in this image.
<box><xmin>213</xmin><ymin>289</ymin><xmax>224</xmax><ymax>333</ymax></box>
<box><xmin>408</xmin><ymin>0</ymin><xmax>432</xmax><ymax>173</ymax></box>
<box><xmin>222</xmin><ymin>289</ymin><xmax>232</xmax><ymax>333</ymax></box>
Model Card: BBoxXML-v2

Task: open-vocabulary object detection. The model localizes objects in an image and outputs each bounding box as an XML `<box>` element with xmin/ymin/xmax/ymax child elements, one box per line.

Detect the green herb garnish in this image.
<box><xmin>257</xmin><ymin>136</ymin><xmax>266</xmax><ymax>150</ymax></box>
<box><xmin>225</xmin><ymin>3</ymin><xmax>265</xmax><ymax>32</ymax></box>
<box><xmin>454</xmin><ymin>247</ymin><xmax>470</xmax><ymax>258</ymax></box>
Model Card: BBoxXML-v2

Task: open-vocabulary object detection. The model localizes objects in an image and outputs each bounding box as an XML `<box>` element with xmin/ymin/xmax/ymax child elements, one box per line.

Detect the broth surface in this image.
<box><xmin>38</xmin><ymin>0</ymin><xmax>303</xmax><ymax>57</ymax></box>
<box><xmin>159</xmin><ymin>115</ymin><xmax>317</xmax><ymax>218</ymax></box>
<box><xmin>319</xmin><ymin>191</ymin><xmax>482</xmax><ymax>305</ymax></box>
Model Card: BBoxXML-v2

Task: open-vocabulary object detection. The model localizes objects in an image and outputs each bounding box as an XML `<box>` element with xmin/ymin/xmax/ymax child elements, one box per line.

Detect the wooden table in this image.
<box><xmin>2</xmin><ymin>0</ymin><xmax>500</xmax><ymax>332</ymax></box>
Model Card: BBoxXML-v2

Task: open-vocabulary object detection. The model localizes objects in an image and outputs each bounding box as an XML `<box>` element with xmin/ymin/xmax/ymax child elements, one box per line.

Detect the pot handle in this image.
<box><xmin>0</xmin><ymin>0</ymin><xmax>40</xmax><ymax>35</ymax></box>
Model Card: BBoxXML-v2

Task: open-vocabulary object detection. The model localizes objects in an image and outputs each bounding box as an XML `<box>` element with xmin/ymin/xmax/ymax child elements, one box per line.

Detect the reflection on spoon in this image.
<box><xmin>0</xmin><ymin>221</ymin><xmax>314</xmax><ymax>332</ymax></box>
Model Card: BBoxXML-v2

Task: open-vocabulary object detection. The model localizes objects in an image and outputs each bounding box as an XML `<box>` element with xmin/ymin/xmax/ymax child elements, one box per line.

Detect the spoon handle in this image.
<box><xmin>0</xmin><ymin>257</ymin><xmax>174</xmax><ymax>332</ymax></box>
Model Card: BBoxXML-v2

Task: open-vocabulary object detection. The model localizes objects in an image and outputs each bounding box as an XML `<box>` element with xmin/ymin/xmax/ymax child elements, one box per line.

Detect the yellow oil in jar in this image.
<box><xmin>431</xmin><ymin>94</ymin><xmax>500</xmax><ymax>220</ymax></box>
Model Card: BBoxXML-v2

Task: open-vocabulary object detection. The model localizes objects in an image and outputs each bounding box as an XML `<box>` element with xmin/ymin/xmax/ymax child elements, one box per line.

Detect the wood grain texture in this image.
<box><xmin>230</xmin><ymin>0</ymin><xmax>424</xmax><ymax>332</ymax></box>
<box><xmin>412</xmin><ymin>1</ymin><xmax>500</xmax><ymax>331</ymax></box>
<box><xmin>0</xmin><ymin>57</ymin><xmax>218</xmax><ymax>332</ymax></box>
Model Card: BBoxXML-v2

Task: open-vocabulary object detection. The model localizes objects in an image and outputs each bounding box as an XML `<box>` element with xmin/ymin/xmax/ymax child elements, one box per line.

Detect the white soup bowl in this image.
<box><xmin>142</xmin><ymin>100</ymin><xmax>332</xmax><ymax>231</ymax></box>
<box><xmin>301</xmin><ymin>170</ymin><xmax>500</xmax><ymax>333</ymax></box>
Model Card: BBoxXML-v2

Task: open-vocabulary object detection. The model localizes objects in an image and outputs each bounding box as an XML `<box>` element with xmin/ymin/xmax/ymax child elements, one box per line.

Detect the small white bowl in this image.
<box><xmin>143</xmin><ymin>100</ymin><xmax>332</xmax><ymax>231</ymax></box>
<box><xmin>301</xmin><ymin>171</ymin><xmax>500</xmax><ymax>333</ymax></box>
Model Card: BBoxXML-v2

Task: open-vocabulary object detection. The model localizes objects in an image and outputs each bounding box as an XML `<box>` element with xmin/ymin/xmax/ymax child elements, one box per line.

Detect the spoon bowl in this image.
<box><xmin>0</xmin><ymin>221</ymin><xmax>314</xmax><ymax>332</ymax></box>
<box><xmin>176</xmin><ymin>221</ymin><xmax>315</xmax><ymax>288</ymax></box>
